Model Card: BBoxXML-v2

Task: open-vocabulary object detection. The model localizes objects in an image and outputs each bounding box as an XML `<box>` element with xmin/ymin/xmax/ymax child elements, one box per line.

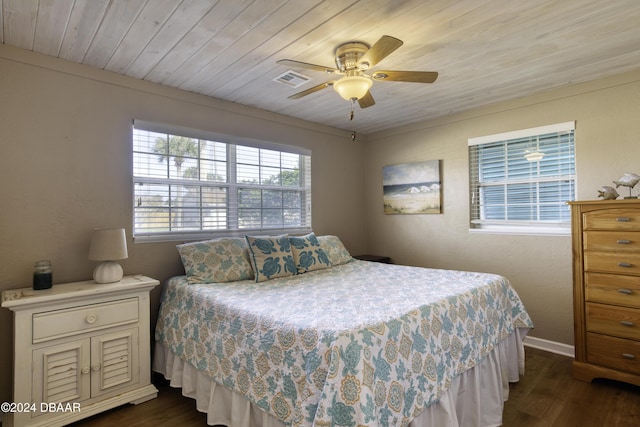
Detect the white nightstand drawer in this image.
<box><xmin>33</xmin><ymin>298</ymin><xmax>139</xmax><ymax>343</ymax></box>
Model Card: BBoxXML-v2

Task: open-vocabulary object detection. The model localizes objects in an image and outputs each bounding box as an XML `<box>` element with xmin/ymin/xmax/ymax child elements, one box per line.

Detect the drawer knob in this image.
<box><xmin>618</xmin><ymin>262</ymin><xmax>633</xmax><ymax>268</ymax></box>
<box><xmin>92</xmin><ymin>364</ymin><xmax>101</xmax><ymax>371</ymax></box>
<box><xmin>617</xmin><ymin>239</ymin><xmax>632</xmax><ymax>244</ymax></box>
<box><xmin>622</xmin><ymin>353</ymin><xmax>636</xmax><ymax>360</ymax></box>
<box><xmin>81</xmin><ymin>367</ymin><xmax>90</xmax><ymax>375</ymax></box>
<box><xmin>618</xmin><ymin>288</ymin><xmax>633</xmax><ymax>295</ymax></box>
<box><xmin>617</xmin><ymin>217</ymin><xmax>631</xmax><ymax>222</ymax></box>
<box><xmin>620</xmin><ymin>320</ymin><xmax>636</xmax><ymax>327</ymax></box>
<box><xmin>86</xmin><ymin>314</ymin><xmax>97</xmax><ymax>324</ymax></box>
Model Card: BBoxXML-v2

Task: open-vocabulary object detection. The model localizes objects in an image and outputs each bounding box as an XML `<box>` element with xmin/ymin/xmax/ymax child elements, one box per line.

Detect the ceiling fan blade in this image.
<box><xmin>358</xmin><ymin>35</ymin><xmax>403</xmax><ymax>68</ymax></box>
<box><xmin>372</xmin><ymin>70</ymin><xmax>438</xmax><ymax>83</ymax></box>
<box><xmin>358</xmin><ymin>91</ymin><xmax>375</xmax><ymax>108</ymax></box>
<box><xmin>277</xmin><ymin>59</ymin><xmax>337</xmax><ymax>74</ymax></box>
<box><xmin>288</xmin><ymin>81</ymin><xmax>334</xmax><ymax>99</ymax></box>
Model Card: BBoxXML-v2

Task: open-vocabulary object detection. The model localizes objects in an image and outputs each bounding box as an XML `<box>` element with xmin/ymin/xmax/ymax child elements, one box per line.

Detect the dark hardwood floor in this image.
<box><xmin>69</xmin><ymin>347</ymin><xmax>640</xmax><ymax>427</ymax></box>
<box><xmin>503</xmin><ymin>347</ymin><xmax>640</xmax><ymax>426</ymax></box>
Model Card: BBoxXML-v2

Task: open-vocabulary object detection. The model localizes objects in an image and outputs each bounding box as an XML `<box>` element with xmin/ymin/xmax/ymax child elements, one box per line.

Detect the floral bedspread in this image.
<box><xmin>155</xmin><ymin>260</ymin><xmax>533</xmax><ymax>427</ymax></box>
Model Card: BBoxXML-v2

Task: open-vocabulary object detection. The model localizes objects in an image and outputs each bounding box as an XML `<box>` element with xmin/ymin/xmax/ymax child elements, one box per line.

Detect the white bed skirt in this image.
<box><xmin>153</xmin><ymin>328</ymin><xmax>528</xmax><ymax>427</ymax></box>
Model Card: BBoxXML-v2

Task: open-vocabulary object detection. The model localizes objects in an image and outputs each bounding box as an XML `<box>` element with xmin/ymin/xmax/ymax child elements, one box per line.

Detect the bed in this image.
<box><xmin>153</xmin><ymin>234</ymin><xmax>533</xmax><ymax>427</ymax></box>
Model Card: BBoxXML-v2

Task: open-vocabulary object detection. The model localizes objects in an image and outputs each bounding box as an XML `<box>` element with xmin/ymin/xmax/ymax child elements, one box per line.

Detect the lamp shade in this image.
<box><xmin>333</xmin><ymin>75</ymin><xmax>373</xmax><ymax>100</ymax></box>
<box><xmin>89</xmin><ymin>228</ymin><xmax>128</xmax><ymax>261</ymax></box>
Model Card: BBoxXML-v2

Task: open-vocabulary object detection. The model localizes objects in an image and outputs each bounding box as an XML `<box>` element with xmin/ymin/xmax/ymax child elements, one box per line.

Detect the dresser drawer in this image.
<box><xmin>587</xmin><ymin>332</ymin><xmax>640</xmax><ymax>374</ymax></box>
<box><xmin>33</xmin><ymin>298</ymin><xmax>139</xmax><ymax>343</ymax></box>
<box><xmin>583</xmin><ymin>208</ymin><xmax>640</xmax><ymax>231</ymax></box>
<box><xmin>584</xmin><ymin>251</ymin><xmax>640</xmax><ymax>275</ymax></box>
<box><xmin>583</xmin><ymin>231</ymin><xmax>640</xmax><ymax>252</ymax></box>
<box><xmin>585</xmin><ymin>273</ymin><xmax>640</xmax><ymax>308</ymax></box>
<box><xmin>586</xmin><ymin>302</ymin><xmax>640</xmax><ymax>340</ymax></box>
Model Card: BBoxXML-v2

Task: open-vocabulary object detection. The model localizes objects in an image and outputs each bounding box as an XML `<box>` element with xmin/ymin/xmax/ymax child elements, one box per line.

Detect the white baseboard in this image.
<box><xmin>524</xmin><ymin>335</ymin><xmax>574</xmax><ymax>358</ymax></box>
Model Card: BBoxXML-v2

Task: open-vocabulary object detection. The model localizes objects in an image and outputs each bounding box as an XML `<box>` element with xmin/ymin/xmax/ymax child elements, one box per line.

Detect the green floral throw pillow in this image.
<box><xmin>316</xmin><ymin>235</ymin><xmax>353</xmax><ymax>266</ymax></box>
<box><xmin>245</xmin><ymin>235</ymin><xmax>297</xmax><ymax>282</ymax></box>
<box><xmin>177</xmin><ymin>238</ymin><xmax>254</xmax><ymax>284</ymax></box>
<box><xmin>289</xmin><ymin>232</ymin><xmax>331</xmax><ymax>273</ymax></box>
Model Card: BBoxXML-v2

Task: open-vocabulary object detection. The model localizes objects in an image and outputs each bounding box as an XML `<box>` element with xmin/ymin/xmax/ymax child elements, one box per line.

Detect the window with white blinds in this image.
<box><xmin>132</xmin><ymin>120</ymin><xmax>312</xmax><ymax>242</ymax></box>
<box><xmin>468</xmin><ymin>121</ymin><xmax>575</xmax><ymax>234</ymax></box>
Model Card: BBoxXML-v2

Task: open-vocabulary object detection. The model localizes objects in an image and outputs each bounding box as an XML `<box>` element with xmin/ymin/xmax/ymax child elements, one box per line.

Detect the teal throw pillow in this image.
<box><xmin>289</xmin><ymin>232</ymin><xmax>331</xmax><ymax>273</ymax></box>
<box><xmin>245</xmin><ymin>235</ymin><xmax>297</xmax><ymax>282</ymax></box>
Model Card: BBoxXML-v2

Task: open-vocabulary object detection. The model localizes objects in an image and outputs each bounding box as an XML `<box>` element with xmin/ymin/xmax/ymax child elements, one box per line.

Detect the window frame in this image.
<box><xmin>132</xmin><ymin>120</ymin><xmax>312</xmax><ymax>243</ymax></box>
<box><xmin>468</xmin><ymin>121</ymin><xmax>576</xmax><ymax>236</ymax></box>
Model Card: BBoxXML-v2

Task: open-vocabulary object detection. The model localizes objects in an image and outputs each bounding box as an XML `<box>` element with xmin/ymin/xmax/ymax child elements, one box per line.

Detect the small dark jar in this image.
<box><xmin>33</xmin><ymin>260</ymin><xmax>53</xmax><ymax>290</ymax></box>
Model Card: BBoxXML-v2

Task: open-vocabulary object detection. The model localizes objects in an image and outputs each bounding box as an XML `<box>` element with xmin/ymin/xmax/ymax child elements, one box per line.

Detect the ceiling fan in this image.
<box><xmin>277</xmin><ymin>35</ymin><xmax>438</xmax><ymax>109</ymax></box>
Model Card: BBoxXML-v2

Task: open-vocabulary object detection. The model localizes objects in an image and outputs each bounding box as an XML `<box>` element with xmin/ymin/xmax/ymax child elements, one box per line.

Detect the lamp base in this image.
<box><xmin>93</xmin><ymin>261</ymin><xmax>124</xmax><ymax>284</ymax></box>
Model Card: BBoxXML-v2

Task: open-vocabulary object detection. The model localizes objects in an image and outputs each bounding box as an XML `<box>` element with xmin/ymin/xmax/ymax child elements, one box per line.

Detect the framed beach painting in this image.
<box><xmin>383</xmin><ymin>160</ymin><xmax>442</xmax><ymax>214</ymax></box>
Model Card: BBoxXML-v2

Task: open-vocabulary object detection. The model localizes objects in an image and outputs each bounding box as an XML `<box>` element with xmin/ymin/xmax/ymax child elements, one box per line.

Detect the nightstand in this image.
<box><xmin>1</xmin><ymin>275</ymin><xmax>160</xmax><ymax>427</ymax></box>
<box><xmin>353</xmin><ymin>254</ymin><xmax>392</xmax><ymax>264</ymax></box>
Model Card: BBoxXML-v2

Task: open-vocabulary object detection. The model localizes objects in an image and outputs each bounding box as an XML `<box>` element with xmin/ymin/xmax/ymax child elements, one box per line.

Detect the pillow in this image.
<box><xmin>245</xmin><ymin>235</ymin><xmax>298</xmax><ymax>282</ymax></box>
<box><xmin>177</xmin><ymin>238</ymin><xmax>254</xmax><ymax>284</ymax></box>
<box><xmin>289</xmin><ymin>232</ymin><xmax>331</xmax><ymax>273</ymax></box>
<box><xmin>317</xmin><ymin>235</ymin><xmax>353</xmax><ymax>266</ymax></box>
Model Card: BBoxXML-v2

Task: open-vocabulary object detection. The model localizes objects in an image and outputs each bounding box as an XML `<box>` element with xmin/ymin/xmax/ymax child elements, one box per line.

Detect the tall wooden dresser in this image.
<box><xmin>569</xmin><ymin>199</ymin><xmax>640</xmax><ymax>386</ymax></box>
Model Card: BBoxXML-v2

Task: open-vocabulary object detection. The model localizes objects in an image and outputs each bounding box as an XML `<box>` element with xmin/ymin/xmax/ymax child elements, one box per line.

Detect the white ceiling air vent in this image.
<box><xmin>273</xmin><ymin>70</ymin><xmax>312</xmax><ymax>88</ymax></box>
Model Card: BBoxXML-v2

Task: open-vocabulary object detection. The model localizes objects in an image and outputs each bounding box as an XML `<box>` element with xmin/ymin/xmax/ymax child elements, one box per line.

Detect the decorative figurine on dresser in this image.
<box><xmin>568</xmin><ymin>199</ymin><xmax>640</xmax><ymax>387</ymax></box>
<box><xmin>1</xmin><ymin>273</ymin><xmax>160</xmax><ymax>427</ymax></box>
<box><xmin>613</xmin><ymin>172</ymin><xmax>640</xmax><ymax>199</ymax></box>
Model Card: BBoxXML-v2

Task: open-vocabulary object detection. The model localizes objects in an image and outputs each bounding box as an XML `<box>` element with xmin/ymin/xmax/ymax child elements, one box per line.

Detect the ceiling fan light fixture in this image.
<box><xmin>333</xmin><ymin>74</ymin><xmax>373</xmax><ymax>100</ymax></box>
<box><xmin>279</xmin><ymin>36</ymin><xmax>437</xmax><ymax>105</ymax></box>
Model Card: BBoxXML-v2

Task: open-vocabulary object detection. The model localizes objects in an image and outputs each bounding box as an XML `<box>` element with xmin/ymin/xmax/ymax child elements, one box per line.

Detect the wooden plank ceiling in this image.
<box><xmin>1</xmin><ymin>0</ymin><xmax>640</xmax><ymax>134</ymax></box>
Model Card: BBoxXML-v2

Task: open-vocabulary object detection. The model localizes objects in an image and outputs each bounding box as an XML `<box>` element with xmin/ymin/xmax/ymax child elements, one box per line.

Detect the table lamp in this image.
<box><xmin>89</xmin><ymin>228</ymin><xmax>128</xmax><ymax>283</ymax></box>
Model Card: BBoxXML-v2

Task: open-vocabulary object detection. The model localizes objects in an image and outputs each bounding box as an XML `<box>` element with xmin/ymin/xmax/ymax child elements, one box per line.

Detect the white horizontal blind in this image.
<box><xmin>468</xmin><ymin>122</ymin><xmax>575</xmax><ymax>232</ymax></box>
<box><xmin>132</xmin><ymin>121</ymin><xmax>311</xmax><ymax>242</ymax></box>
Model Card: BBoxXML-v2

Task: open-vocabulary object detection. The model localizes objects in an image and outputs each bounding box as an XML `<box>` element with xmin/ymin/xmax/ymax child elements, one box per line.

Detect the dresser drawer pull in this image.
<box><xmin>85</xmin><ymin>314</ymin><xmax>97</xmax><ymax>324</ymax></box>
<box><xmin>617</xmin><ymin>217</ymin><xmax>632</xmax><ymax>222</ymax></box>
<box><xmin>618</xmin><ymin>262</ymin><xmax>633</xmax><ymax>268</ymax></box>
<box><xmin>622</xmin><ymin>353</ymin><xmax>636</xmax><ymax>360</ymax></box>
<box><xmin>620</xmin><ymin>320</ymin><xmax>636</xmax><ymax>327</ymax></box>
<box><xmin>618</xmin><ymin>288</ymin><xmax>634</xmax><ymax>295</ymax></box>
<box><xmin>617</xmin><ymin>239</ymin><xmax>632</xmax><ymax>244</ymax></box>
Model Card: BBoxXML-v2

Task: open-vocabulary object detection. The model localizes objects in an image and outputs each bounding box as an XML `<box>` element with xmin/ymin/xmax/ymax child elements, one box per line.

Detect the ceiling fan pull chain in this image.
<box><xmin>349</xmin><ymin>99</ymin><xmax>357</xmax><ymax>141</ymax></box>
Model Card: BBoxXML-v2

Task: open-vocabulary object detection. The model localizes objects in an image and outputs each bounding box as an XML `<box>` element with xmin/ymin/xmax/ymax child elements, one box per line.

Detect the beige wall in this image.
<box><xmin>365</xmin><ymin>68</ymin><xmax>640</xmax><ymax>347</ymax></box>
<box><xmin>0</xmin><ymin>46</ymin><xmax>367</xmax><ymax>402</ymax></box>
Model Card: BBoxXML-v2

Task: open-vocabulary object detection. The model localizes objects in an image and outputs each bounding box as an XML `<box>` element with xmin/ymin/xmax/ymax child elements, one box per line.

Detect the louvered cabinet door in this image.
<box><xmin>32</xmin><ymin>340</ymin><xmax>91</xmax><ymax>406</ymax></box>
<box><xmin>90</xmin><ymin>328</ymin><xmax>139</xmax><ymax>397</ymax></box>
